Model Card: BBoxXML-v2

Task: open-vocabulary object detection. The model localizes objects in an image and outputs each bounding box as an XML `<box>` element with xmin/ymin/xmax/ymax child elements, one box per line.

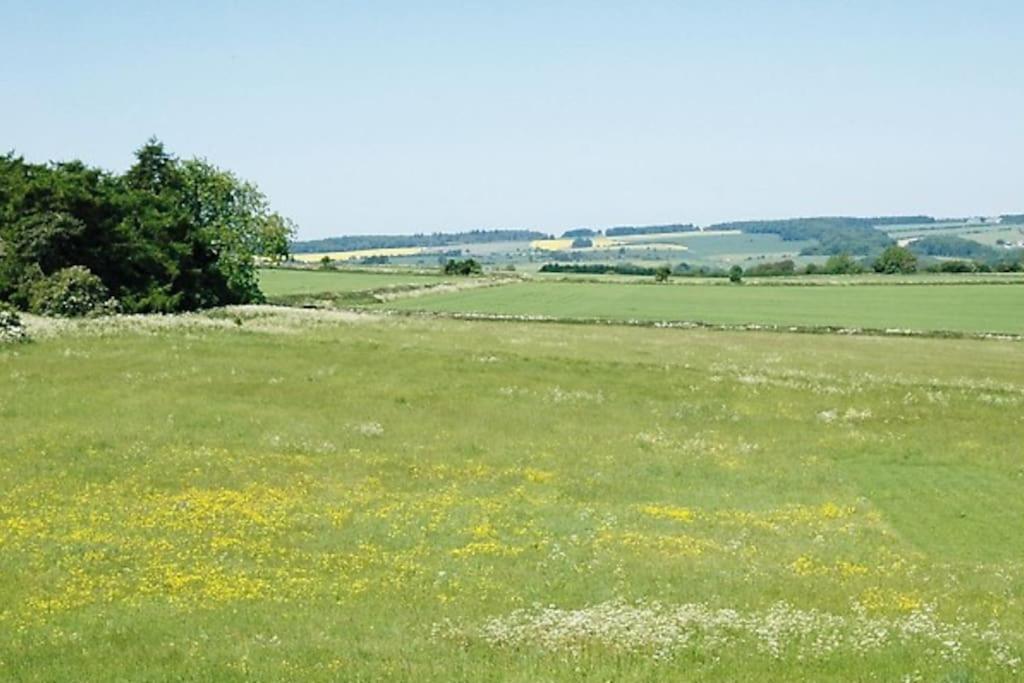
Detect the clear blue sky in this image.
<box><xmin>3</xmin><ymin>2</ymin><xmax>1021</xmax><ymax>238</ymax></box>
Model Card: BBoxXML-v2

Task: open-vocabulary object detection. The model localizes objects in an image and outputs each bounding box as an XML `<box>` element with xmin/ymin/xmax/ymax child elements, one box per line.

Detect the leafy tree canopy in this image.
<box><xmin>605</xmin><ymin>224</ymin><xmax>696</xmax><ymax>237</ymax></box>
<box><xmin>442</xmin><ymin>258</ymin><xmax>483</xmax><ymax>276</ymax></box>
<box><xmin>0</xmin><ymin>139</ymin><xmax>294</xmax><ymax>314</ymax></box>
<box><xmin>873</xmin><ymin>245</ymin><xmax>918</xmax><ymax>274</ymax></box>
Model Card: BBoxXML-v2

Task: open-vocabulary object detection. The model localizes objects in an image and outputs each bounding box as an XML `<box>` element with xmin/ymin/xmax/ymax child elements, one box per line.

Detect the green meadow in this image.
<box><xmin>257</xmin><ymin>268</ymin><xmax>451</xmax><ymax>296</ymax></box>
<box><xmin>385</xmin><ymin>280</ymin><xmax>1024</xmax><ymax>335</ymax></box>
<box><xmin>2</xmin><ymin>309</ymin><xmax>1023</xmax><ymax>681</ymax></box>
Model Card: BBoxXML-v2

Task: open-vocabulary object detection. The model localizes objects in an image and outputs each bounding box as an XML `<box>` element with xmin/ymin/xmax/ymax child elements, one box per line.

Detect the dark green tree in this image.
<box><xmin>873</xmin><ymin>245</ymin><xmax>918</xmax><ymax>274</ymax></box>
<box><xmin>179</xmin><ymin>158</ymin><xmax>294</xmax><ymax>303</ymax></box>
<box><xmin>0</xmin><ymin>139</ymin><xmax>297</xmax><ymax>315</ymax></box>
<box><xmin>822</xmin><ymin>253</ymin><xmax>863</xmax><ymax>275</ymax></box>
<box><xmin>443</xmin><ymin>258</ymin><xmax>483</xmax><ymax>276</ymax></box>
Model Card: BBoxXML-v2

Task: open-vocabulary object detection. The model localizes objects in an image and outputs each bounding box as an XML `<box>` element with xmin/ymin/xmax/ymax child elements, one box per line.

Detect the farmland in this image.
<box><xmin>2</xmin><ymin>310</ymin><xmax>1023</xmax><ymax>681</ymax></box>
<box><xmin>289</xmin><ymin>247</ymin><xmax>426</xmax><ymax>262</ymax></box>
<box><xmin>384</xmin><ymin>280</ymin><xmax>1024</xmax><ymax>336</ymax></box>
<box><xmin>9</xmin><ymin>2</ymin><xmax>1024</xmax><ymax>679</ymax></box>
<box><xmin>257</xmin><ymin>268</ymin><xmax>451</xmax><ymax>297</ymax></box>
<box><xmin>292</xmin><ymin>230</ymin><xmax>819</xmax><ymax>272</ymax></box>
<box><xmin>287</xmin><ymin>216</ymin><xmax>1024</xmax><ymax>275</ymax></box>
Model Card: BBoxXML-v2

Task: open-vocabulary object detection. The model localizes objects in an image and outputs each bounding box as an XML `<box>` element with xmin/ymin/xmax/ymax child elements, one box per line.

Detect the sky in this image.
<box><xmin>2</xmin><ymin>1</ymin><xmax>1022</xmax><ymax>239</ymax></box>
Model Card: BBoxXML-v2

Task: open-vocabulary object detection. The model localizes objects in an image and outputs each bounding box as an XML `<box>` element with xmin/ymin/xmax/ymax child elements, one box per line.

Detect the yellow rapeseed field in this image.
<box><xmin>290</xmin><ymin>247</ymin><xmax>425</xmax><ymax>262</ymax></box>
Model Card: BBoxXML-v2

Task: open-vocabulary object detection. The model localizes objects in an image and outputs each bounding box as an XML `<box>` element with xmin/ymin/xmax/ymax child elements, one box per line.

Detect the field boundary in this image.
<box><xmin>376</xmin><ymin>307</ymin><xmax>1024</xmax><ymax>342</ymax></box>
<box><xmin>266</xmin><ymin>276</ymin><xmax>519</xmax><ymax>307</ymax></box>
<box><xmin>530</xmin><ymin>275</ymin><xmax>1024</xmax><ymax>287</ymax></box>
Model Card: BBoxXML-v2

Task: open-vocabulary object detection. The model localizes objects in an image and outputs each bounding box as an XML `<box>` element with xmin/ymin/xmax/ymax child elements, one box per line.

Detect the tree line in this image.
<box><xmin>0</xmin><ymin>139</ymin><xmax>293</xmax><ymax>315</ymax></box>
<box><xmin>604</xmin><ymin>224</ymin><xmax>697</xmax><ymax>237</ymax></box>
<box><xmin>707</xmin><ymin>217</ymin><xmax>913</xmax><ymax>256</ymax></box>
<box><xmin>542</xmin><ymin>244</ymin><xmax>1023</xmax><ymax>282</ymax></box>
<box><xmin>292</xmin><ymin>229</ymin><xmax>548</xmax><ymax>253</ymax></box>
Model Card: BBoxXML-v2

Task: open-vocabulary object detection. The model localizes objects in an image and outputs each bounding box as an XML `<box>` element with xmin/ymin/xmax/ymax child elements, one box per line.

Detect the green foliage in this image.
<box><xmin>744</xmin><ymin>259</ymin><xmax>795</xmax><ymax>277</ymax></box>
<box><xmin>570</xmin><ymin>237</ymin><xmax>593</xmax><ymax>248</ymax></box>
<box><xmin>539</xmin><ymin>263</ymin><xmax>660</xmax><ymax>276</ymax></box>
<box><xmin>442</xmin><ymin>258</ymin><xmax>483</xmax><ymax>276</ymax></box>
<box><xmin>653</xmin><ymin>265</ymin><xmax>671</xmax><ymax>282</ymax></box>
<box><xmin>873</xmin><ymin>245</ymin><xmax>918</xmax><ymax>274</ymax></box>
<box><xmin>0</xmin><ymin>302</ymin><xmax>28</xmax><ymax>343</ymax></box>
<box><xmin>292</xmin><ymin>230</ymin><xmax>547</xmax><ymax>254</ymax></box>
<box><xmin>709</xmin><ymin>217</ymin><xmax>903</xmax><ymax>255</ymax></box>
<box><xmin>926</xmin><ymin>260</ymin><xmax>980</xmax><ymax>274</ymax></box>
<box><xmin>909</xmin><ymin>235</ymin><xmax>1015</xmax><ymax>265</ymax></box>
<box><xmin>561</xmin><ymin>228</ymin><xmax>599</xmax><ymax>238</ymax></box>
<box><xmin>178</xmin><ymin>158</ymin><xmax>294</xmax><ymax>303</ymax></box>
<box><xmin>605</xmin><ymin>224</ymin><xmax>696</xmax><ymax>237</ymax></box>
<box><xmin>911</xmin><ymin>235</ymin><xmax>992</xmax><ymax>259</ymax></box>
<box><xmin>822</xmin><ymin>253</ymin><xmax>865</xmax><ymax>275</ymax></box>
<box><xmin>0</xmin><ymin>140</ymin><xmax>295</xmax><ymax>313</ymax></box>
<box><xmin>28</xmin><ymin>265</ymin><xmax>116</xmax><ymax>317</ymax></box>
<box><xmin>728</xmin><ymin>265</ymin><xmax>743</xmax><ymax>283</ymax></box>
<box><xmin>672</xmin><ymin>263</ymin><xmax>727</xmax><ymax>277</ymax></box>
<box><xmin>991</xmin><ymin>259</ymin><xmax>1024</xmax><ymax>272</ymax></box>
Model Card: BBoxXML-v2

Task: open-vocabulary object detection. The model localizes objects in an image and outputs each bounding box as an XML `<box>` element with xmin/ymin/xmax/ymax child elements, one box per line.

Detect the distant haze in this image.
<box><xmin>2</xmin><ymin>2</ymin><xmax>1021</xmax><ymax>239</ymax></box>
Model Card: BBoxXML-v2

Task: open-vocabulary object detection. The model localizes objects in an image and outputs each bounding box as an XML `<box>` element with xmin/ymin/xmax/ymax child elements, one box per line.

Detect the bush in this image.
<box><xmin>873</xmin><ymin>245</ymin><xmax>918</xmax><ymax>274</ymax></box>
<box><xmin>442</xmin><ymin>258</ymin><xmax>483</xmax><ymax>276</ymax></box>
<box><xmin>744</xmin><ymin>259</ymin><xmax>796</xmax><ymax>277</ymax></box>
<box><xmin>729</xmin><ymin>265</ymin><xmax>743</xmax><ymax>283</ymax></box>
<box><xmin>930</xmin><ymin>260</ymin><xmax>978</xmax><ymax>273</ymax></box>
<box><xmin>571</xmin><ymin>237</ymin><xmax>593</xmax><ymax>249</ymax></box>
<box><xmin>654</xmin><ymin>265</ymin><xmax>671</xmax><ymax>282</ymax></box>
<box><xmin>540</xmin><ymin>263</ymin><xmax>659</xmax><ymax>276</ymax></box>
<box><xmin>822</xmin><ymin>253</ymin><xmax>864</xmax><ymax>275</ymax></box>
<box><xmin>28</xmin><ymin>266</ymin><xmax>118</xmax><ymax>317</ymax></box>
<box><xmin>0</xmin><ymin>302</ymin><xmax>29</xmax><ymax>344</ymax></box>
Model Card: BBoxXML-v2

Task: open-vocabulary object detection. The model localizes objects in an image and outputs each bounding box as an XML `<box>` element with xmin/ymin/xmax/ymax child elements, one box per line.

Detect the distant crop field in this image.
<box><xmin>531</xmin><ymin>237</ymin><xmax>617</xmax><ymax>250</ymax></box>
<box><xmin>290</xmin><ymin>247</ymin><xmax>425</xmax><ymax>262</ymax></box>
<box><xmin>966</xmin><ymin>226</ymin><xmax>1024</xmax><ymax>247</ymax></box>
<box><xmin>258</xmin><ymin>268</ymin><xmax>451</xmax><ymax>297</ymax></box>
<box><xmin>386</xmin><ymin>280</ymin><xmax>1024</xmax><ymax>334</ymax></box>
<box><xmin>529</xmin><ymin>232</ymin><xmax>813</xmax><ymax>265</ymax></box>
<box><xmin>884</xmin><ymin>221</ymin><xmax>1024</xmax><ymax>243</ymax></box>
<box><xmin>647</xmin><ymin>232</ymin><xmax>816</xmax><ymax>263</ymax></box>
<box><xmin>2</xmin><ymin>311</ymin><xmax>1023</xmax><ymax>681</ymax></box>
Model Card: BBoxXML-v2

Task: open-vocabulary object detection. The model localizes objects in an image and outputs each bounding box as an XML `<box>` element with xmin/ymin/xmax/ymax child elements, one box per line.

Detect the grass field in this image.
<box><xmin>258</xmin><ymin>268</ymin><xmax>451</xmax><ymax>297</ymax></box>
<box><xmin>2</xmin><ymin>309</ymin><xmax>1023</xmax><ymax>681</ymax></box>
<box><xmin>385</xmin><ymin>280</ymin><xmax>1024</xmax><ymax>335</ymax></box>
